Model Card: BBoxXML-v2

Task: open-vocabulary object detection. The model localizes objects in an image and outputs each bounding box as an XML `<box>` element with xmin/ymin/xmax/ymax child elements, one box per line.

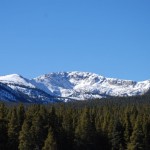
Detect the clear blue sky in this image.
<box><xmin>0</xmin><ymin>0</ymin><xmax>150</xmax><ymax>81</ymax></box>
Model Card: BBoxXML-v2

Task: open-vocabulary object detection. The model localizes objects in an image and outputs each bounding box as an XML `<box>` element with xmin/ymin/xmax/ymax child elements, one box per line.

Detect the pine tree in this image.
<box><xmin>75</xmin><ymin>108</ymin><xmax>97</xmax><ymax>150</ymax></box>
<box><xmin>19</xmin><ymin>107</ymin><xmax>33</xmax><ymax>150</ymax></box>
<box><xmin>17</xmin><ymin>104</ymin><xmax>25</xmax><ymax>130</ymax></box>
<box><xmin>124</xmin><ymin>112</ymin><xmax>132</xmax><ymax>145</ymax></box>
<box><xmin>8</xmin><ymin>107</ymin><xmax>19</xmax><ymax>150</ymax></box>
<box><xmin>19</xmin><ymin>119</ymin><xmax>31</xmax><ymax>150</ymax></box>
<box><xmin>128</xmin><ymin>119</ymin><xmax>145</xmax><ymax>150</ymax></box>
<box><xmin>30</xmin><ymin>112</ymin><xmax>47</xmax><ymax>150</ymax></box>
<box><xmin>0</xmin><ymin>118</ymin><xmax>8</xmax><ymax>150</ymax></box>
<box><xmin>48</xmin><ymin>107</ymin><xmax>58</xmax><ymax>130</ymax></box>
<box><xmin>42</xmin><ymin>128</ymin><xmax>57</xmax><ymax>150</ymax></box>
<box><xmin>143</xmin><ymin>121</ymin><xmax>150</xmax><ymax>150</ymax></box>
<box><xmin>0</xmin><ymin>103</ymin><xmax>8</xmax><ymax>150</ymax></box>
<box><xmin>62</xmin><ymin>109</ymin><xmax>74</xmax><ymax>149</ymax></box>
<box><xmin>111</xmin><ymin>119</ymin><xmax>125</xmax><ymax>150</ymax></box>
<box><xmin>48</xmin><ymin>106</ymin><xmax>63</xmax><ymax>149</ymax></box>
<box><xmin>0</xmin><ymin>103</ymin><xmax>7</xmax><ymax>119</ymax></box>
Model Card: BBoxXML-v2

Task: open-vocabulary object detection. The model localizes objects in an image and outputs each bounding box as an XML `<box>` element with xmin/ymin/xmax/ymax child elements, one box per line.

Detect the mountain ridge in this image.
<box><xmin>0</xmin><ymin>71</ymin><xmax>150</xmax><ymax>103</ymax></box>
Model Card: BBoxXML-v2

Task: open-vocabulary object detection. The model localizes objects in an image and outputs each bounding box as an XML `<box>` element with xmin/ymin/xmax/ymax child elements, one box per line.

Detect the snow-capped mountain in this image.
<box><xmin>0</xmin><ymin>74</ymin><xmax>65</xmax><ymax>103</ymax></box>
<box><xmin>0</xmin><ymin>71</ymin><xmax>150</xmax><ymax>103</ymax></box>
<box><xmin>33</xmin><ymin>71</ymin><xmax>150</xmax><ymax>100</ymax></box>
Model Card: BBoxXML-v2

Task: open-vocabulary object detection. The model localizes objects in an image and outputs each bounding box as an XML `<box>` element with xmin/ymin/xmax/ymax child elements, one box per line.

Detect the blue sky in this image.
<box><xmin>0</xmin><ymin>0</ymin><xmax>150</xmax><ymax>81</ymax></box>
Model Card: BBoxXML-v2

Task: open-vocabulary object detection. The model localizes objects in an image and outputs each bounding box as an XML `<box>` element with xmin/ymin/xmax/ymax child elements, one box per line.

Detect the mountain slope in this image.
<box><xmin>33</xmin><ymin>72</ymin><xmax>150</xmax><ymax>100</ymax></box>
<box><xmin>0</xmin><ymin>74</ymin><xmax>65</xmax><ymax>103</ymax></box>
<box><xmin>0</xmin><ymin>72</ymin><xmax>150</xmax><ymax>103</ymax></box>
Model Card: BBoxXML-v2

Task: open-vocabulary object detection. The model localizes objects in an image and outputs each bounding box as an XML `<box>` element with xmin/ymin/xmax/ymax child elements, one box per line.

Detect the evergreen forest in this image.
<box><xmin>0</xmin><ymin>95</ymin><xmax>150</xmax><ymax>150</ymax></box>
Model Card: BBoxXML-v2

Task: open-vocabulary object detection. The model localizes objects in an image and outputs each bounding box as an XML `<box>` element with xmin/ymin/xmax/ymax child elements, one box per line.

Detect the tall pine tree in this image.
<box><xmin>8</xmin><ymin>107</ymin><xmax>19</xmax><ymax>150</ymax></box>
<box><xmin>42</xmin><ymin>127</ymin><xmax>57</xmax><ymax>150</ymax></box>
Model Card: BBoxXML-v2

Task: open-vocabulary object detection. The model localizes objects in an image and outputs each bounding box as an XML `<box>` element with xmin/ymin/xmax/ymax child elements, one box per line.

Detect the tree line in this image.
<box><xmin>0</xmin><ymin>95</ymin><xmax>150</xmax><ymax>150</ymax></box>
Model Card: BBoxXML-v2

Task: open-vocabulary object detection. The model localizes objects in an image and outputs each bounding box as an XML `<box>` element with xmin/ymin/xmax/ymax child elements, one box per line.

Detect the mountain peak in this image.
<box><xmin>0</xmin><ymin>71</ymin><xmax>150</xmax><ymax>103</ymax></box>
<box><xmin>33</xmin><ymin>71</ymin><xmax>150</xmax><ymax>100</ymax></box>
<box><xmin>0</xmin><ymin>74</ymin><xmax>34</xmax><ymax>88</ymax></box>
<box><xmin>0</xmin><ymin>74</ymin><xmax>23</xmax><ymax>82</ymax></box>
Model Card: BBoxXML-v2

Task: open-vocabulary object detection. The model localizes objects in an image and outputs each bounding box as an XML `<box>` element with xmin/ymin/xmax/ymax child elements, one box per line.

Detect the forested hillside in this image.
<box><xmin>0</xmin><ymin>95</ymin><xmax>150</xmax><ymax>150</ymax></box>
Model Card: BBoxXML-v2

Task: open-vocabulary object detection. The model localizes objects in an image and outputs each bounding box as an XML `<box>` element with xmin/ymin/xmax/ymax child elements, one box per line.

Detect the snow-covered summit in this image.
<box><xmin>0</xmin><ymin>71</ymin><xmax>150</xmax><ymax>102</ymax></box>
<box><xmin>33</xmin><ymin>71</ymin><xmax>150</xmax><ymax>100</ymax></box>
<box><xmin>0</xmin><ymin>74</ymin><xmax>64</xmax><ymax>103</ymax></box>
<box><xmin>0</xmin><ymin>74</ymin><xmax>35</xmax><ymax>88</ymax></box>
